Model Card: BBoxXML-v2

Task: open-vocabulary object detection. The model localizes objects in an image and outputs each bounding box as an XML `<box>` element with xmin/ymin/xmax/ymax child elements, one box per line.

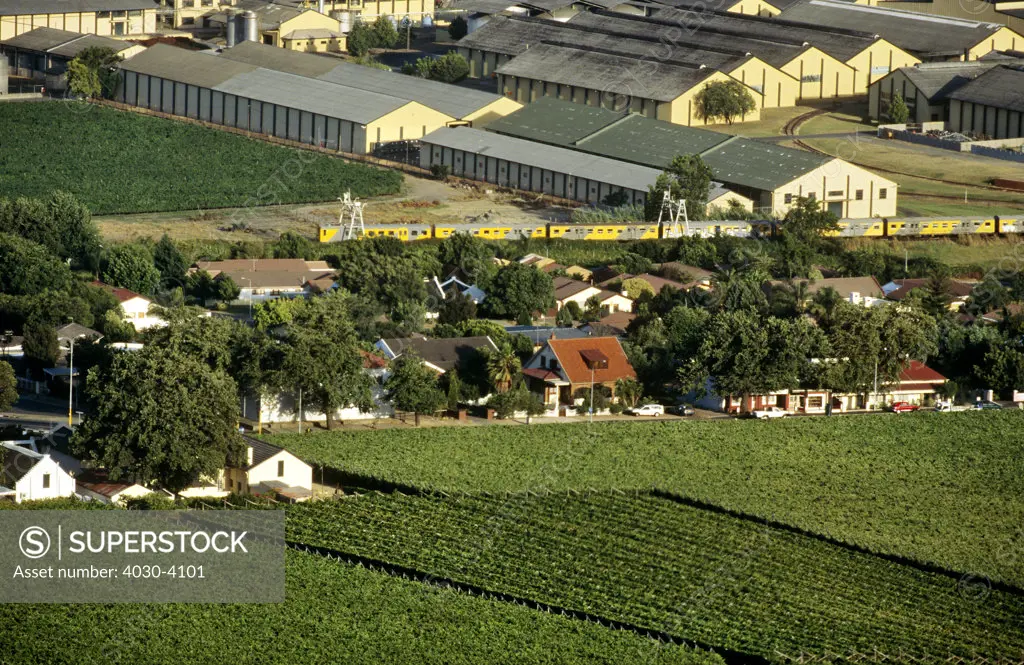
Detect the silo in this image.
<box><xmin>225</xmin><ymin>9</ymin><xmax>238</xmax><ymax>48</ymax></box>
<box><xmin>242</xmin><ymin>11</ymin><xmax>258</xmax><ymax>43</ymax></box>
<box><xmin>335</xmin><ymin>11</ymin><xmax>353</xmax><ymax>33</ymax></box>
<box><xmin>317</xmin><ymin>0</ymin><xmax>326</xmax><ymax>13</ymax></box>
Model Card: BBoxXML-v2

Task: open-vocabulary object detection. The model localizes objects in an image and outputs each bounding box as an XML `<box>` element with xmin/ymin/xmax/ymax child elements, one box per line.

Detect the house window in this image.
<box><xmin>807</xmin><ymin>395</ymin><xmax>823</xmax><ymax>409</ymax></box>
<box><xmin>784</xmin><ymin>193</ymin><xmax>793</xmax><ymax>204</ymax></box>
<box><xmin>277</xmin><ymin>460</ymin><xmax>285</xmax><ymax>477</ymax></box>
<box><xmin>807</xmin><ymin>192</ymin><xmax>816</xmax><ymax>200</ymax></box>
<box><xmin>879</xmin><ymin>188</ymin><xmax>888</xmax><ymax>200</ymax></box>
<box><xmin>827</xmin><ymin>190</ymin><xmax>843</xmax><ymax>198</ymax></box>
<box><xmin>42</xmin><ymin>474</ymin><xmax>50</xmax><ymax>489</ymax></box>
<box><xmin>855</xmin><ymin>189</ymin><xmax>863</xmax><ymax>201</ymax></box>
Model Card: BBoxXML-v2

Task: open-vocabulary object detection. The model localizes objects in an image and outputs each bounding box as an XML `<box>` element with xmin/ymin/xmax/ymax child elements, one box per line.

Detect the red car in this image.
<box><xmin>890</xmin><ymin>402</ymin><xmax>920</xmax><ymax>413</ymax></box>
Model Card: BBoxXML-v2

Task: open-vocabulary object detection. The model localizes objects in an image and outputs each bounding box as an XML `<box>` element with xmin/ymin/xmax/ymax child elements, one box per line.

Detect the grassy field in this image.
<box><xmin>270</xmin><ymin>413</ymin><xmax>1024</xmax><ymax>586</ymax></box>
<box><xmin>0</xmin><ymin>103</ymin><xmax>402</xmax><ymax>215</ymax></box>
<box><xmin>288</xmin><ymin>493</ymin><xmax>1024</xmax><ymax>662</ymax></box>
<box><xmin>0</xmin><ymin>550</ymin><xmax>719</xmax><ymax>665</ymax></box>
<box><xmin>844</xmin><ymin>234</ymin><xmax>1024</xmax><ymax>272</ymax></box>
<box><xmin>710</xmin><ymin>106</ymin><xmax>814</xmax><ymax>137</ymax></box>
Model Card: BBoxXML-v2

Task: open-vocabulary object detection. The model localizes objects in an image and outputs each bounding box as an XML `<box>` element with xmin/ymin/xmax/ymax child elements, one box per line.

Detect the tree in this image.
<box><xmin>103</xmin><ymin>244</ymin><xmax>161</xmax><ymax>296</ymax></box>
<box><xmin>0</xmin><ymin>360</ymin><xmax>18</xmax><ymax>411</ymax></box>
<box><xmin>445</xmin><ymin>371</ymin><xmax>462</xmax><ymax>412</ymax></box>
<box><xmin>448</xmin><ymin>16</ymin><xmax>468</xmax><ymax>40</ymax></box>
<box><xmin>921</xmin><ymin>267</ymin><xmax>954</xmax><ymax>319</ymax></box>
<box><xmin>621</xmin><ymin>277</ymin><xmax>655</xmax><ymax>300</ymax></box>
<box><xmin>965</xmin><ymin>273</ymin><xmax>1008</xmax><ymax>316</ymax></box>
<box><xmin>153</xmin><ymin>234</ymin><xmax>188</xmax><ymax>289</ymax></box>
<box><xmin>429</xmin><ymin>52</ymin><xmax>470</xmax><ymax>83</ymax></box>
<box><xmin>888</xmin><ymin>92</ymin><xmax>910</xmax><ymax>124</ymax></box>
<box><xmin>66</xmin><ymin>46</ymin><xmax>122</xmax><ymax>99</ymax></box>
<box><xmin>581</xmin><ymin>295</ymin><xmax>603</xmax><ymax>323</ymax></box>
<box><xmin>71</xmin><ymin>346</ymin><xmax>245</xmax><ymax>495</ymax></box>
<box><xmin>486</xmin><ymin>344</ymin><xmax>521</xmax><ymax>393</ymax></box>
<box><xmin>185</xmin><ymin>270</ymin><xmax>238</xmax><ymax>306</ymax></box>
<box><xmin>384</xmin><ymin>352</ymin><xmax>445</xmax><ymax>425</ymax></box>
<box><xmin>615</xmin><ymin>377</ymin><xmax>644</xmax><ymax>410</ymax></box>
<box><xmin>603</xmin><ymin>190</ymin><xmax>630</xmax><ymax>207</ymax></box>
<box><xmin>510</xmin><ymin>333</ymin><xmax>535</xmax><ymax>362</ymax></box>
<box><xmin>0</xmin><ymin>234</ymin><xmax>73</xmax><ymax>296</ymax></box>
<box><xmin>438</xmin><ymin>290</ymin><xmax>477</xmax><ymax>326</ymax></box>
<box><xmin>276</xmin><ymin>293</ymin><xmax>375</xmax><ymax>430</ymax></box>
<box><xmin>484</xmin><ymin>262</ymin><xmax>555</xmax><ymax>322</ymax></box>
<box><xmin>347</xmin><ymin>22</ymin><xmax>376</xmax><ymax>57</ymax></box>
<box><xmin>644</xmin><ymin>155</ymin><xmax>714</xmax><ymax>221</ymax></box>
<box><xmin>710</xmin><ymin>266</ymin><xmax>767</xmax><ymax>313</ymax></box>
<box><xmin>975</xmin><ymin>346</ymin><xmax>1024</xmax><ymax>396</ymax></box>
<box><xmin>273</xmin><ymin>232</ymin><xmax>313</xmax><ymax>260</ymax></box>
<box><xmin>694</xmin><ymin>80</ymin><xmax>757</xmax><ymax>125</ymax></box>
<box><xmin>373</xmin><ymin>15</ymin><xmax>400</xmax><ymax>49</ymax></box>
<box><xmin>437</xmin><ymin>233</ymin><xmax>493</xmax><ymax>281</ymax></box>
<box><xmin>22</xmin><ymin>320</ymin><xmax>60</xmax><ymax>378</ymax></box>
<box><xmin>555</xmin><ymin>305</ymin><xmax>574</xmax><ymax>327</ymax></box>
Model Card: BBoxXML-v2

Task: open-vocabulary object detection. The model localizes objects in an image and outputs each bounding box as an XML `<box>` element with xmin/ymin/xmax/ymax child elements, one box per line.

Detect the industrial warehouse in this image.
<box><xmin>114</xmin><ymin>42</ymin><xmax>520</xmax><ymax>154</ymax></box>
<box><xmin>478</xmin><ymin>98</ymin><xmax>899</xmax><ymax>217</ymax></box>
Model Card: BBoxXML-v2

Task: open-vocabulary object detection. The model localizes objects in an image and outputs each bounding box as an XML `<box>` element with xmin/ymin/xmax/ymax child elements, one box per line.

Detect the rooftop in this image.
<box><xmin>379</xmin><ymin>336</ymin><xmax>499</xmax><ymax>372</ymax></box>
<box><xmin>0</xmin><ymin>27</ymin><xmax>138</xmax><ymax>55</ymax></box>
<box><xmin>0</xmin><ymin>0</ymin><xmax>156</xmax><ymax>15</ymax></box>
<box><xmin>948</xmin><ymin>65</ymin><xmax>1024</xmax><ymax>113</ymax></box>
<box><xmin>504</xmin><ymin>326</ymin><xmax>592</xmax><ymax>344</ymax></box>
<box><xmin>699</xmin><ymin>137</ymin><xmax>832</xmax><ymax>191</ymax></box>
<box><xmin>778</xmin><ymin>0</ymin><xmax>1010</xmax><ymax>57</ymax></box>
<box><xmin>494</xmin><ymin>42</ymin><xmax>719</xmax><ymax>102</ymax></box>
<box><xmin>899</xmin><ymin>360</ymin><xmax>947</xmax><ymax>384</ymax></box>
<box><xmin>897</xmin><ymin>61</ymin><xmax>1001</xmax><ymax>103</ymax></box>
<box><xmin>219</xmin><ymin>41</ymin><xmax>508</xmax><ymax>119</ymax></box>
<box><xmin>244</xmin><ymin>436</ymin><xmax>285</xmax><ymax>470</ymax></box>
<box><xmin>421</xmin><ymin>126</ymin><xmax>665</xmax><ymax>193</ymax></box>
<box><xmin>0</xmin><ymin>443</ymin><xmax>42</xmax><ymax>485</ymax></box>
<box><xmin>485</xmin><ymin>96</ymin><xmax>626</xmax><ymax>147</ymax></box>
<box><xmin>193</xmin><ymin>259</ymin><xmax>335</xmax><ymax>289</ymax></box>
<box><xmin>544</xmin><ymin>336</ymin><xmax>636</xmax><ymax>385</ymax></box>
<box><xmin>768</xmin><ymin>276</ymin><xmax>884</xmax><ymax>299</ymax></box>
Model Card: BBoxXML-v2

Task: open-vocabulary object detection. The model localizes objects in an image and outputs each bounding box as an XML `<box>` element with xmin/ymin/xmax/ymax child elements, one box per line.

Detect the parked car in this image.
<box><xmin>629</xmin><ymin>404</ymin><xmax>665</xmax><ymax>417</ymax></box>
<box><xmin>973</xmin><ymin>400</ymin><xmax>1002</xmax><ymax>410</ymax></box>
<box><xmin>667</xmin><ymin>404</ymin><xmax>695</xmax><ymax>416</ymax></box>
<box><xmin>752</xmin><ymin>406</ymin><xmax>789</xmax><ymax>419</ymax></box>
<box><xmin>890</xmin><ymin>402</ymin><xmax>920</xmax><ymax>413</ymax></box>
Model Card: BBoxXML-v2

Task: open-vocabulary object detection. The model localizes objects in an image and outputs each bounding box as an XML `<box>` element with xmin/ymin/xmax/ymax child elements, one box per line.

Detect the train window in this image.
<box><xmin>597</xmin><ymin>229</ymin><xmax>604</xmax><ymax>234</ymax></box>
<box><xmin>410</xmin><ymin>230</ymin><xmax>418</xmax><ymax>237</ymax></box>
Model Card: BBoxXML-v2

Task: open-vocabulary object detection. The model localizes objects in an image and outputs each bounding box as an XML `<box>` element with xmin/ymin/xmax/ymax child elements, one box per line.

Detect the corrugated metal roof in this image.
<box><xmin>235</xmin><ymin>0</ymin><xmax>305</xmax><ymax>30</ymax></box>
<box><xmin>120</xmin><ymin>43</ymin><xmax>258</xmax><ymax>89</ymax></box>
<box><xmin>495</xmin><ymin>42</ymin><xmax>717</xmax><ymax>101</ymax></box>
<box><xmin>485</xmin><ymin>96</ymin><xmax>625</xmax><ymax>146</ymax></box>
<box><xmin>50</xmin><ymin>33</ymin><xmax>139</xmax><ymax>57</ymax></box>
<box><xmin>457</xmin><ymin>15</ymin><xmax>570</xmax><ymax>56</ymax></box>
<box><xmin>567</xmin><ymin>11</ymin><xmax>807</xmax><ymax>69</ymax></box>
<box><xmin>422</xmin><ymin>126</ymin><xmax>664</xmax><ymax>192</ymax></box>
<box><xmin>898</xmin><ymin>62</ymin><xmax>999</xmax><ymax>102</ymax></box>
<box><xmin>220</xmin><ymin>41</ymin><xmax>508</xmax><ymax>119</ymax></box>
<box><xmin>779</xmin><ymin>0</ymin><xmax>1007</xmax><ymax>57</ymax></box>
<box><xmin>577</xmin><ymin>115</ymin><xmax>732</xmax><ymax>166</ymax></box>
<box><xmin>213</xmin><ymin>67</ymin><xmax>410</xmax><ymax>123</ymax></box>
<box><xmin>699</xmin><ymin>137</ymin><xmax>831</xmax><ymax>191</ymax></box>
<box><xmin>0</xmin><ymin>0</ymin><xmax>155</xmax><ymax>15</ymax></box>
<box><xmin>948</xmin><ymin>65</ymin><xmax>1024</xmax><ymax>112</ymax></box>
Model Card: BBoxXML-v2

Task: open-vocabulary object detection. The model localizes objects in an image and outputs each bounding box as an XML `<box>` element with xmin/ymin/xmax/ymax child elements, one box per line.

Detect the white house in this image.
<box><xmin>552</xmin><ymin>276</ymin><xmax>633</xmax><ymax>315</ymax></box>
<box><xmin>243</xmin><ymin>352</ymin><xmax>393</xmax><ymax>425</ymax></box>
<box><xmin>76</xmin><ymin>470</ymin><xmax>153</xmax><ymax>506</ymax></box>
<box><xmin>190</xmin><ymin>259</ymin><xmax>336</xmax><ymax>305</ymax></box>
<box><xmin>0</xmin><ymin>442</ymin><xmax>76</xmax><ymax>503</ymax></box>
<box><xmin>179</xmin><ymin>437</ymin><xmax>313</xmax><ymax>502</ymax></box>
<box><xmin>94</xmin><ymin>282</ymin><xmax>166</xmax><ymax>331</ymax></box>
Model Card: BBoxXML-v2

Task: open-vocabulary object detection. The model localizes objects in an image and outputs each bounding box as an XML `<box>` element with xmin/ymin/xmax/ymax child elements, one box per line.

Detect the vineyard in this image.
<box><xmin>271</xmin><ymin>412</ymin><xmax>1024</xmax><ymax>587</ymax></box>
<box><xmin>0</xmin><ymin>549</ymin><xmax>720</xmax><ymax>665</ymax></box>
<box><xmin>285</xmin><ymin>492</ymin><xmax>1024</xmax><ymax>662</ymax></box>
<box><xmin>0</xmin><ymin>104</ymin><xmax>402</xmax><ymax>215</ymax></box>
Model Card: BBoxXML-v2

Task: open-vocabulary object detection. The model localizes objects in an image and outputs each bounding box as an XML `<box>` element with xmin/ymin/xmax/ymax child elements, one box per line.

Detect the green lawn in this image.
<box><xmin>269</xmin><ymin>413</ymin><xmax>1024</xmax><ymax>586</ymax></box>
<box><xmin>0</xmin><ymin>550</ymin><xmax>719</xmax><ymax>665</ymax></box>
<box><xmin>0</xmin><ymin>103</ymin><xmax>402</xmax><ymax>215</ymax></box>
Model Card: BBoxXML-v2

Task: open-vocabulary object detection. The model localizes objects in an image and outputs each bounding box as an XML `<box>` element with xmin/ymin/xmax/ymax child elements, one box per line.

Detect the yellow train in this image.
<box><xmin>318</xmin><ymin>216</ymin><xmax>1020</xmax><ymax>242</ymax></box>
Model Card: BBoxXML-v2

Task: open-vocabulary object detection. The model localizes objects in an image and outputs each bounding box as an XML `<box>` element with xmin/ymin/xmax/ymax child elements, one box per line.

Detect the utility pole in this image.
<box><xmin>589</xmin><ymin>365</ymin><xmax>595</xmax><ymax>424</ymax></box>
<box><xmin>298</xmin><ymin>388</ymin><xmax>303</xmax><ymax>434</ymax></box>
<box><xmin>67</xmin><ymin>333</ymin><xmax>74</xmax><ymax>427</ymax></box>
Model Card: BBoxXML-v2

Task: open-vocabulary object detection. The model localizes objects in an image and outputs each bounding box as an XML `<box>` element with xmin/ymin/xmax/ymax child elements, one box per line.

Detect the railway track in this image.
<box><xmin>781</xmin><ymin>109</ymin><xmax>1023</xmax><ymax>197</ymax></box>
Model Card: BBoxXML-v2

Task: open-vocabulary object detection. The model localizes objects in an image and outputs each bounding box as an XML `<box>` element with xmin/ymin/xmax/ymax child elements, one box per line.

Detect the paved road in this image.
<box><xmin>0</xmin><ymin>393</ymin><xmax>77</xmax><ymax>432</ymax></box>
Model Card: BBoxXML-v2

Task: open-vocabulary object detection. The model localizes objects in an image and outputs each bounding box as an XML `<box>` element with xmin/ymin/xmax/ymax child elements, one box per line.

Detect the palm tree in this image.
<box><xmin>487</xmin><ymin>344</ymin><xmax>521</xmax><ymax>394</ymax></box>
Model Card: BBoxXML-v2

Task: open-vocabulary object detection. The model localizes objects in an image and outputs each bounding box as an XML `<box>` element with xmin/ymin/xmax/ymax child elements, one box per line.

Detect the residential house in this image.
<box><xmin>552</xmin><ymin>276</ymin><xmax>633</xmax><ymax>315</ymax></box>
<box><xmin>503</xmin><ymin>325</ymin><xmax>591</xmax><ymax>350</ymax></box>
<box><xmin>581</xmin><ymin>311</ymin><xmax>636</xmax><ymax>337</ymax></box>
<box><xmin>883</xmin><ymin>278</ymin><xmax>976</xmax><ymax>310</ymax></box>
<box><xmin>76</xmin><ymin>469</ymin><xmax>153</xmax><ymax>505</ymax></box>
<box><xmin>519</xmin><ymin>253</ymin><xmax>591</xmax><ymax>280</ymax></box>
<box><xmin>375</xmin><ymin>335</ymin><xmax>499</xmax><ymax>374</ymax></box>
<box><xmin>0</xmin><ymin>441</ymin><xmax>76</xmax><ymax>503</ymax></box>
<box><xmin>658</xmin><ymin>262</ymin><xmax>714</xmax><ymax>289</ymax></box>
<box><xmin>94</xmin><ymin>281</ymin><xmax>166</xmax><ymax>331</ymax></box>
<box><xmin>243</xmin><ymin>351</ymin><xmax>393</xmax><ymax>425</ymax></box>
<box><xmin>599</xmin><ymin>273</ymin><xmax>687</xmax><ymax>296</ymax></box>
<box><xmin>190</xmin><ymin>258</ymin><xmax>336</xmax><ymax>305</ymax></box>
<box><xmin>697</xmin><ymin>360</ymin><xmax>948</xmax><ymax>414</ymax></box>
<box><xmin>522</xmin><ymin>336</ymin><xmax>636</xmax><ymax>411</ymax></box>
<box><xmin>766</xmin><ymin>276</ymin><xmax>887</xmax><ymax>308</ymax></box>
<box><xmin>180</xmin><ymin>436</ymin><xmax>314</xmax><ymax>502</ymax></box>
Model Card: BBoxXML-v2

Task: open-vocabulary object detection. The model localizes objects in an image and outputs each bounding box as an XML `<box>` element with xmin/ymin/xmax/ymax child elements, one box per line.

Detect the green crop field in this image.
<box><xmin>270</xmin><ymin>412</ymin><xmax>1024</xmax><ymax>586</ymax></box>
<box><xmin>287</xmin><ymin>492</ymin><xmax>1024</xmax><ymax>662</ymax></box>
<box><xmin>0</xmin><ymin>549</ymin><xmax>719</xmax><ymax>665</ymax></box>
<box><xmin>0</xmin><ymin>103</ymin><xmax>402</xmax><ymax>215</ymax></box>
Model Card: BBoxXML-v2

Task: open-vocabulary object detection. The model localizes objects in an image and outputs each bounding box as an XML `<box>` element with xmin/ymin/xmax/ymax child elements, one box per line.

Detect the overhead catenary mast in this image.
<box><xmin>656</xmin><ymin>190</ymin><xmax>689</xmax><ymax>238</ymax></box>
<box><xmin>338</xmin><ymin>191</ymin><xmax>366</xmax><ymax>241</ymax></box>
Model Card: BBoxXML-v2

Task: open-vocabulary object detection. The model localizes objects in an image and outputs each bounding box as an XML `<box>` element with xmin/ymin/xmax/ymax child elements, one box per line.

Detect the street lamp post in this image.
<box><xmin>243</xmin><ymin>277</ymin><xmax>253</xmax><ymax>320</ymax></box>
<box><xmin>67</xmin><ymin>328</ymin><xmax>75</xmax><ymax>427</ymax></box>
<box><xmin>589</xmin><ymin>365</ymin><xmax>595</xmax><ymax>424</ymax></box>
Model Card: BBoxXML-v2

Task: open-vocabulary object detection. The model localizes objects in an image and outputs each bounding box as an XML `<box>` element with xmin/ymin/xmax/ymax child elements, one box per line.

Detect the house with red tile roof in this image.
<box><xmin>552</xmin><ymin>276</ymin><xmax>633</xmax><ymax>316</ymax></box>
<box><xmin>522</xmin><ymin>336</ymin><xmax>636</xmax><ymax>410</ymax></box>
<box><xmin>93</xmin><ymin>281</ymin><xmax>165</xmax><ymax>331</ymax></box>
<box><xmin>76</xmin><ymin>469</ymin><xmax>153</xmax><ymax>506</ymax></box>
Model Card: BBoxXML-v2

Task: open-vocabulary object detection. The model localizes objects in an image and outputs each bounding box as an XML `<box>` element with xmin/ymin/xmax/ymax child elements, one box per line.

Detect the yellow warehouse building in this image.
<box><xmin>0</xmin><ymin>0</ymin><xmax>158</xmax><ymax>41</ymax></box>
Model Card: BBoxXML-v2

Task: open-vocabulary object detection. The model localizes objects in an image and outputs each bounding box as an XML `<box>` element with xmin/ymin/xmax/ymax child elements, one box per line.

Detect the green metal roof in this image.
<box><xmin>483</xmin><ymin>97</ymin><xmax>833</xmax><ymax>192</ymax></box>
<box><xmin>483</xmin><ymin>96</ymin><xmax>625</xmax><ymax>147</ymax></box>
<box><xmin>575</xmin><ymin>115</ymin><xmax>732</xmax><ymax>168</ymax></box>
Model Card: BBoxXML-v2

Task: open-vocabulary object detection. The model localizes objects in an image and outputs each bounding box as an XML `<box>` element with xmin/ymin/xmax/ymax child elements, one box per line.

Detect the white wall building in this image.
<box><xmin>0</xmin><ymin>442</ymin><xmax>76</xmax><ymax>503</ymax></box>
